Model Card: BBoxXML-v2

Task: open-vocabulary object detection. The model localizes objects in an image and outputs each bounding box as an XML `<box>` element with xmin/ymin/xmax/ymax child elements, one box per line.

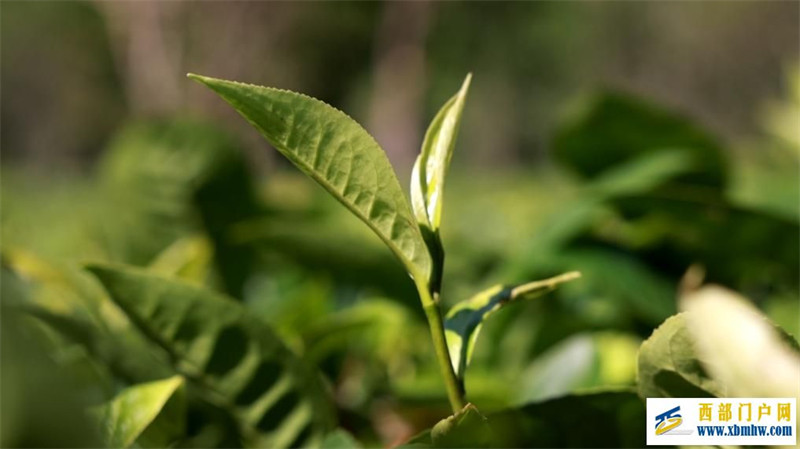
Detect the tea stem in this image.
<box><xmin>418</xmin><ymin>284</ymin><xmax>465</xmax><ymax>414</ymax></box>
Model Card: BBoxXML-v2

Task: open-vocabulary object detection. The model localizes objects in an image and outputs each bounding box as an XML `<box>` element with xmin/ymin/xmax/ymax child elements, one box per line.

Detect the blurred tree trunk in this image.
<box><xmin>97</xmin><ymin>1</ymin><xmax>184</xmax><ymax>115</ymax></box>
<box><xmin>367</xmin><ymin>1</ymin><xmax>432</xmax><ymax>175</ymax></box>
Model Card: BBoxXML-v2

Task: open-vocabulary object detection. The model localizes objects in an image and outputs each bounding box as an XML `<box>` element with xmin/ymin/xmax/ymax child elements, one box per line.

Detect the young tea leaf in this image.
<box><xmin>413</xmin><ymin>73</ymin><xmax>471</xmax><ymax>231</ymax></box>
<box><xmin>444</xmin><ymin>271</ymin><xmax>580</xmax><ymax>379</ymax></box>
<box><xmin>188</xmin><ymin>74</ymin><xmax>432</xmax><ymax>290</ymax></box>
<box><xmin>411</xmin><ymin>75</ymin><xmax>471</xmax><ymax>289</ymax></box>
<box><xmin>92</xmin><ymin>375</ymin><xmax>184</xmax><ymax>448</ymax></box>
<box><xmin>87</xmin><ymin>263</ymin><xmax>335</xmax><ymax>448</ymax></box>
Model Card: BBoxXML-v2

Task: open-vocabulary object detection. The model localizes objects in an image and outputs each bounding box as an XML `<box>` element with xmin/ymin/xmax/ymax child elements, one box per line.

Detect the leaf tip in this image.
<box><xmin>509</xmin><ymin>271</ymin><xmax>582</xmax><ymax>300</ymax></box>
<box><xmin>186</xmin><ymin>73</ymin><xmax>212</xmax><ymax>85</ymax></box>
<box><xmin>461</xmin><ymin>73</ymin><xmax>473</xmax><ymax>95</ymax></box>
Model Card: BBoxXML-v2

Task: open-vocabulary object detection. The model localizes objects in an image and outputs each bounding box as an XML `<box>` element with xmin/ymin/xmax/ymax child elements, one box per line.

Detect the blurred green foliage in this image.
<box><xmin>1</xmin><ymin>2</ymin><xmax>798</xmax><ymax>447</ymax></box>
<box><xmin>3</xmin><ymin>77</ymin><xmax>798</xmax><ymax>445</ymax></box>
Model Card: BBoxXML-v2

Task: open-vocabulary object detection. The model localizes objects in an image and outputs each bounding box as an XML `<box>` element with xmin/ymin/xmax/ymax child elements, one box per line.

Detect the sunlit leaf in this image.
<box><xmin>680</xmin><ymin>285</ymin><xmax>800</xmax><ymax>398</ymax></box>
<box><xmin>87</xmin><ymin>263</ymin><xmax>335</xmax><ymax>448</ymax></box>
<box><xmin>412</xmin><ymin>73</ymin><xmax>471</xmax><ymax>231</ymax></box>
<box><xmin>639</xmin><ymin>288</ymin><xmax>800</xmax><ymax>403</ymax></box>
<box><xmin>148</xmin><ymin>234</ymin><xmax>212</xmax><ymax>285</ymax></box>
<box><xmin>92</xmin><ymin>375</ymin><xmax>185</xmax><ymax>448</ymax></box>
<box><xmin>516</xmin><ymin>332</ymin><xmax>640</xmax><ymax>404</ymax></box>
<box><xmin>444</xmin><ymin>271</ymin><xmax>580</xmax><ymax>379</ymax></box>
<box><xmin>188</xmin><ymin>74</ymin><xmax>432</xmax><ymax>290</ymax></box>
<box><xmin>637</xmin><ymin>313</ymin><xmax>722</xmax><ymax>399</ymax></box>
<box><xmin>411</xmin><ymin>74</ymin><xmax>471</xmax><ymax>290</ymax></box>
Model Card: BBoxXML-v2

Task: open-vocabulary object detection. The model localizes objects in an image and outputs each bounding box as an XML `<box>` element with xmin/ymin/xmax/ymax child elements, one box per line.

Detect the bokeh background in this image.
<box><xmin>2</xmin><ymin>1</ymin><xmax>799</xmax><ymax>447</ymax></box>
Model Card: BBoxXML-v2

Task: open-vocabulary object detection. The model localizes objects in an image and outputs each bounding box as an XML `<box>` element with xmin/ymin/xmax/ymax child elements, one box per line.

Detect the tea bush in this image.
<box><xmin>2</xmin><ymin>73</ymin><xmax>798</xmax><ymax>448</ymax></box>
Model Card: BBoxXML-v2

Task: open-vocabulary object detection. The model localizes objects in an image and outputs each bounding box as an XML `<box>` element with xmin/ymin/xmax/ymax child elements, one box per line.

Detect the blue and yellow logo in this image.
<box><xmin>655</xmin><ymin>406</ymin><xmax>683</xmax><ymax>435</ymax></box>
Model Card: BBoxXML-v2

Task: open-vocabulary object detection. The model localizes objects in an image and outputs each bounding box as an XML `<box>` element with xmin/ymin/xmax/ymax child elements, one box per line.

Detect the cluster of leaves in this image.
<box><xmin>2</xmin><ymin>70</ymin><xmax>798</xmax><ymax>448</ymax></box>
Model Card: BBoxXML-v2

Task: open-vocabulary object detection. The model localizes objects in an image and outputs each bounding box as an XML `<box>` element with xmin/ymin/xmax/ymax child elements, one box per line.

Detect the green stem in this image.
<box><xmin>417</xmin><ymin>282</ymin><xmax>465</xmax><ymax>414</ymax></box>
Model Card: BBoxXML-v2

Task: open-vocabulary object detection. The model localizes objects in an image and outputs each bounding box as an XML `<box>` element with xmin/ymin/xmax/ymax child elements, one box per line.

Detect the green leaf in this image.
<box><xmin>98</xmin><ymin>119</ymin><xmax>259</xmax><ymax>286</ymax></box>
<box><xmin>320</xmin><ymin>429</ymin><xmax>362</xmax><ymax>449</ymax></box>
<box><xmin>637</xmin><ymin>313</ymin><xmax>723</xmax><ymax>399</ymax></box>
<box><xmin>586</xmin><ymin>148</ymin><xmax>696</xmax><ymax>199</ymax></box>
<box><xmin>1</xmin><ymin>299</ymin><xmax>103</xmax><ymax>448</ymax></box>
<box><xmin>411</xmin><ymin>74</ymin><xmax>471</xmax><ymax>291</ymax></box>
<box><xmin>399</xmin><ymin>430</ymin><xmax>433</xmax><ymax>448</ymax></box>
<box><xmin>136</xmin><ymin>378</ymin><xmax>187</xmax><ymax>448</ymax></box>
<box><xmin>148</xmin><ymin>234</ymin><xmax>212</xmax><ymax>285</ymax></box>
<box><xmin>188</xmin><ymin>74</ymin><xmax>432</xmax><ymax>290</ymax></box>
<box><xmin>503</xmin><ymin>149</ymin><xmax>697</xmax><ymax>282</ymax></box>
<box><xmin>86</xmin><ymin>263</ymin><xmax>335</xmax><ymax>448</ymax></box>
<box><xmin>489</xmin><ymin>390</ymin><xmax>646</xmax><ymax>447</ymax></box>
<box><xmin>444</xmin><ymin>271</ymin><xmax>580</xmax><ymax>379</ymax></box>
<box><xmin>516</xmin><ymin>332</ymin><xmax>640</xmax><ymax>405</ymax></box>
<box><xmin>3</xmin><ymin>247</ymin><xmax>175</xmax><ymax>384</ymax></box>
<box><xmin>412</xmin><ymin>73</ymin><xmax>472</xmax><ymax>231</ymax></box>
<box><xmin>679</xmin><ymin>285</ymin><xmax>800</xmax><ymax>398</ymax></box>
<box><xmin>639</xmin><ymin>289</ymin><xmax>800</xmax><ymax>401</ymax></box>
<box><xmin>430</xmin><ymin>403</ymin><xmax>492</xmax><ymax>448</ymax></box>
<box><xmin>402</xmin><ymin>391</ymin><xmax>645</xmax><ymax>448</ymax></box>
<box><xmin>92</xmin><ymin>375</ymin><xmax>185</xmax><ymax>448</ymax></box>
<box><xmin>553</xmin><ymin>91</ymin><xmax>727</xmax><ymax>189</ymax></box>
<box><xmin>232</xmin><ymin>216</ymin><xmax>418</xmax><ymax>304</ymax></box>
<box><xmin>397</xmin><ymin>404</ymin><xmax>492</xmax><ymax>449</ymax></box>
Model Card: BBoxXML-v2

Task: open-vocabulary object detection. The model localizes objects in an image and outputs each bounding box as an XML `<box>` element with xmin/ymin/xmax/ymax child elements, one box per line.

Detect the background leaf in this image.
<box><xmin>320</xmin><ymin>429</ymin><xmax>362</xmax><ymax>449</ymax></box>
<box><xmin>87</xmin><ymin>263</ymin><xmax>335</xmax><ymax>448</ymax></box>
<box><xmin>553</xmin><ymin>91</ymin><xmax>727</xmax><ymax>190</ymax></box>
<box><xmin>636</xmin><ymin>313</ymin><xmax>722</xmax><ymax>399</ymax></box>
<box><xmin>679</xmin><ymin>285</ymin><xmax>800</xmax><ymax>398</ymax></box>
<box><xmin>489</xmin><ymin>390</ymin><xmax>646</xmax><ymax>448</ymax></box>
<box><xmin>0</xmin><ymin>294</ymin><xmax>102</xmax><ymax>448</ymax></box>
<box><xmin>515</xmin><ymin>332</ymin><xmax>640</xmax><ymax>404</ymax></box>
<box><xmin>92</xmin><ymin>375</ymin><xmax>185</xmax><ymax>448</ymax></box>
<box><xmin>430</xmin><ymin>403</ymin><xmax>492</xmax><ymax>448</ymax></box>
<box><xmin>401</xmin><ymin>391</ymin><xmax>645</xmax><ymax>448</ymax></box>
<box><xmin>189</xmin><ymin>74</ymin><xmax>433</xmax><ymax>289</ymax></box>
<box><xmin>98</xmin><ymin>119</ymin><xmax>260</xmax><ymax>296</ymax></box>
<box><xmin>638</xmin><ymin>294</ymin><xmax>800</xmax><ymax>402</ymax></box>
